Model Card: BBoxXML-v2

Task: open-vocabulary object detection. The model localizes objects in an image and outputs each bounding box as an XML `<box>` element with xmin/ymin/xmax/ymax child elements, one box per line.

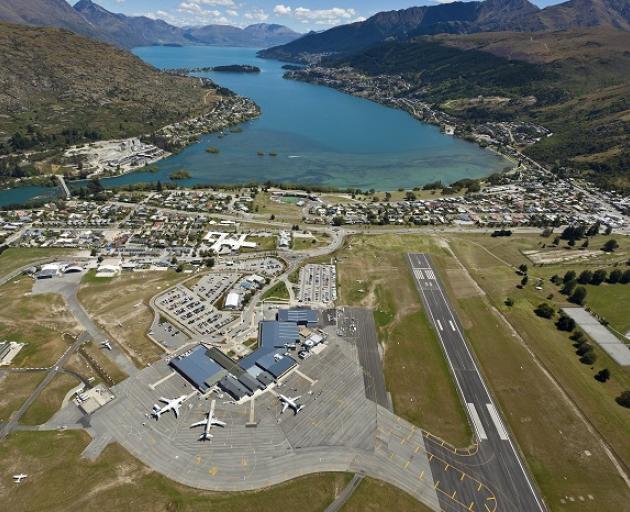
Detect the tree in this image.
<box><xmin>505</xmin><ymin>298</ymin><xmax>514</xmax><ymax>307</ymax></box>
<box><xmin>405</xmin><ymin>191</ymin><xmax>416</xmax><ymax>201</ymax></box>
<box><xmin>534</xmin><ymin>303</ymin><xmax>555</xmax><ymax>319</ymax></box>
<box><xmin>332</xmin><ymin>216</ymin><xmax>344</xmax><ymax>226</ymax></box>
<box><xmin>621</xmin><ymin>270</ymin><xmax>630</xmax><ymax>284</ymax></box>
<box><xmin>581</xmin><ymin>239</ymin><xmax>589</xmax><ymax>249</ymax></box>
<box><xmin>586</xmin><ymin>222</ymin><xmax>600</xmax><ymax>237</ymax></box>
<box><xmin>521</xmin><ymin>276</ymin><xmax>529</xmax><ymax>287</ymax></box>
<box><xmin>569</xmin><ymin>286</ymin><xmax>587</xmax><ymax>305</ymax></box>
<box><xmin>602</xmin><ymin>239</ymin><xmax>619</xmax><ymax>253</ymax></box>
<box><xmin>577</xmin><ymin>270</ymin><xmax>593</xmax><ymax>284</ymax></box>
<box><xmin>595</xmin><ymin>369</ymin><xmax>610</xmax><ymax>383</ymax></box>
<box><xmin>580</xmin><ymin>351</ymin><xmax>597</xmax><ymax>365</ymax></box>
<box><xmin>616</xmin><ymin>391</ymin><xmax>630</xmax><ymax>409</ymax></box>
<box><xmin>591</xmin><ymin>269</ymin><xmax>607</xmax><ymax>285</ymax></box>
<box><xmin>556</xmin><ymin>314</ymin><xmax>576</xmax><ymax>332</ymax></box>
<box><xmin>518</xmin><ymin>264</ymin><xmax>528</xmax><ymax>274</ymax></box>
<box><xmin>270</xmin><ymin>214</ymin><xmax>275</xmax><ymax>221</ymax></box>
<box><xmin>561</xmin><ymin>279</ymin><xmax>577</xmax><ymax>295</ymax></box>
<box><xmin>608</xmin><ymin>269</ymin><xmax>622</xmax><ymax>284</ymax></box>
<box><xmin>563</xmin><ymin>270</ymin><xmax>576</xmax><ymax>283</ymax></box>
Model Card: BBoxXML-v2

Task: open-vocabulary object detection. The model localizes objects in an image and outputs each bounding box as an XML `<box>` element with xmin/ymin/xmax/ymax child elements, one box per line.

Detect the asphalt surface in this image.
<box><xmin>408</xmin><ymin>253</ymin><xmax>547</xmax><ymax>512</ymax></box>
<box><xmin>338</xmin><ymin>307</ymin><xmax>390</xmax><ymax>410</ymax></box>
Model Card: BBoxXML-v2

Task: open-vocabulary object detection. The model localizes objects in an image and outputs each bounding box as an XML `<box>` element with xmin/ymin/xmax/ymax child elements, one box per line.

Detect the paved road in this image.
<box><xmin>324</xmin><ymin>472</ymin><xmax>365</xmax><ymax>512</ymax></box>
<box><xmin>0</xmin><ymin>334</ymin><xmax>83</xmax><ymax>440</ymax></box>
<box><xmin>408</xmin><ymin>253</ymin><xmax>546</xmax><ymax>512</ymax></box>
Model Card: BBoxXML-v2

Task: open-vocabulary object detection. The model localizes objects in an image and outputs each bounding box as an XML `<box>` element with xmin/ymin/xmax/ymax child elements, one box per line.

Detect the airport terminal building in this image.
<box><xmin>170</xmin><ymin>309</ymin><xmax>317</xmax><ymax>400</ymax></box>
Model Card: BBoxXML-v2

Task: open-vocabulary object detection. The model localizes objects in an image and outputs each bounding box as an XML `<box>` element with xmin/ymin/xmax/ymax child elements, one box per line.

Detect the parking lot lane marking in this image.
<box><xmin>460</xmin><ymin>472</ymin><xmax>466</xmax><ymax>481</ymax></box>
<box><xmin>477</xmin><ymin>482</ymin><xmax>483</xmax><ymax>492</ymax></box>
<box><xmin>418</xmin><ymin>470</ymin><xmax>425</xmax><ymax>480</ymax></box>
<box><xmin>414</xmin><ymin>445</ymin><xmax>420</xmax><ymax>454</ymax></box>
<box><xmin>452</xmin><ymin>490</ymin><xmax>457</xmax><ymax>500</ymax></box>
<box><xmin>468</xmin><ymin>502</ymin><xmax>475</xmax><ymax>511</ymax></box>
<box><xmin>434</xmin><ymin>480</ymin><xmax>440</xmax><ymax>490</ymax></box>
<box><xmin>444</xmin><ymin>463</ymin><xmax>450</xmax><ymax>471</ymax></box>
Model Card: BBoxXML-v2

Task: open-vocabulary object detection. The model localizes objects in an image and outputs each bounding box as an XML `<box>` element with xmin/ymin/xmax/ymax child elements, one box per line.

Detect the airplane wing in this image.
<box><xmin>173</xmin><ymin>405</ymin><xmax>180</xmax><ymax>418</ymax></box>
<box><xmin>293</xmin><ymin>396</ymin><xmax>301</xmax><ymax>401</ymax></box>
<box><xmin>159</xmin><ymin>397</ymin><xmax>169</xmax><ymax>403</ymax></box>
<box><xmin>212</xmin><ymin>419</ymin><xmax>226</xmax><ymax>427</ymax></box>
<box><xmin>282</xmin><ymin>402</ymin><xmax>288</xmax><ymax>413</ymax></box>
<box><xmin>190</xmin><ymin>420</ymin><xmax>207</xmax><ymax>428</ymax></box>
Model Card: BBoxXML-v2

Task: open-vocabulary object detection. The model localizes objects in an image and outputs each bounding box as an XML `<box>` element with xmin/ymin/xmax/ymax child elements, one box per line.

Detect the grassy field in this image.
<box><xmin>0</xmin><ymin>430</ymin><xmax>351</xmax><ymax>512</ymax></box>
<box><xmin>0</xmin><ymin>372</ymin><xmax>44</xmax><ymax>423</ymax></box>
<box><xmin>439</xmin><ymin>234</ymin><xmax>630</xmax><ymax>510</ymax></box>
<box><xmin>77</xmin><ymin>271</ymin><xmax>187</xmax><ymax>367</ymax></box>
<box><xmin>335</xmin><ymin>234</ymin><xmax>471</xmax><ymax>447</ymax></box>
<box><xmin>243</xmin><ymin>235</ymin><xmax>277</xmax><ymax>252</ymax></box>
<box><xmin>342</xmin><ymin>477</ymin><xmax>434</xmax><ymax>512</ymax></box>
<box><xmin>20</xmin><ymin>373</ymin><xmax>80</xmax><ymax>426</ymax></box>
<box><xmin>252</xmin><ymin>193</ymin><xmax>302</xmax><ymax>222</ymax></box>
<box><xmin>0</xmin><ymin>247</ymin><xmax>73</xmax><ymax>278</ymax></box>
<box><xmin>584</xmin><ymin>284</ymin><xmax>630</xmax><ymax>334</ymax></box>
<box><xmin>262</xmin><ymin>281</ymin><xmax>290</xmax><ymax>302</ymax></box>
<box><xmin>0</xmin><ymin>277</ymin><xmax>79</xmax><ymax>368</ymax></box>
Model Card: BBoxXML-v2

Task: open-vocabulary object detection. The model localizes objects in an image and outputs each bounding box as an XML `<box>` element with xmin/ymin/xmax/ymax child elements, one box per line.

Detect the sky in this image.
<box><xmin>77</xmin><ymin>0</ymin><xmax>565</xmax><ymax>32</ymax></box>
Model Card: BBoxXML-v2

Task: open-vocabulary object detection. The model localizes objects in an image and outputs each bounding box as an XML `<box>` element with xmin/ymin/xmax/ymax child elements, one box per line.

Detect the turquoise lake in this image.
<box><xmin>0</xmin><ymin>45</ymin><xmax>509</xmax><ymax>206</ymax></box>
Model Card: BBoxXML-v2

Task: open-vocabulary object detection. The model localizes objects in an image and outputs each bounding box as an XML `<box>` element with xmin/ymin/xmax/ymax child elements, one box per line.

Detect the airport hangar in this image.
<box><xmin>170</xmin><ymin>308</ymin><xmax>321</xmax><ymax>400</ymax></box>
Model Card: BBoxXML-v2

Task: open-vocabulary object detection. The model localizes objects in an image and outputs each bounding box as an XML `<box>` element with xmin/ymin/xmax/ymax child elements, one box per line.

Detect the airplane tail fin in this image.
<box><xmin>200</xmin><ymin>432</ymin><xmax>213</xmax><ymax>441</ymax></box>
<box><xmin>296</xmin><ymin>405</ymin><xmax>304</xmax><ymax>413</ymax></box>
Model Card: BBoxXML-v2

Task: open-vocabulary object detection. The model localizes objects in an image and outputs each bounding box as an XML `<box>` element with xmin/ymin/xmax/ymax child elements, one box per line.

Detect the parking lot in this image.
<box><xmin>156</xmin><ymin>284</ymin><xmax>234</xmax><ymax>337</ymax></box>
<box><xmin>150</xmin><ymin>320</ymin><xmax>190</xmax><ymax>350</ymax></box>
<box><xmin>191</xmin><ymin>273</ymin><xmax>239</xmax><ymax>304</ymax></box>
<box><xmin>298</xmin><ymin>264</ymin><xmax>337</xmax><ymax>305</ymax></box>
<box><xmin>217</xmin><ymin>256</ymin><xmax>284</xmax><ymax>276</ymax></box>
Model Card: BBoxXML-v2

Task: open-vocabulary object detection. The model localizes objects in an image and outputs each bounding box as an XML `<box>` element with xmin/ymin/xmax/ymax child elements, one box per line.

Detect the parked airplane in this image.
<box><xmin>278</xmin><ymin>394</ymin><xmax>303</xmax><ymax>414</ymax></box>
<box><xmin>151</xmin><ymin>396</ymin><xmax>187</xmax><ymax>419</ymax></box>
<box><xmin>190</xmin><ymin>400</ymin><xmax>225</xmax><ymax>440</ymax></box>
<box><xmin>13</xmin><ymin>474</ymin><xmax>28</xmax><ymax>483</ymax></box>
<box><xmin>100</xmin><ymin>340</ymin><xmax>112</xmax><ymax>351</ymax></box>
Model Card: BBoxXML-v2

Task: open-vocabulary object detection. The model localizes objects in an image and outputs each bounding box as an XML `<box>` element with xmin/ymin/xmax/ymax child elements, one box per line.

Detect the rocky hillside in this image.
<box><xmin>322</xmin><ymin>28</ymin><xmax>630</xmax><ymax>189</ymax></box>
<box><xmin>259</xmin><ymin>0</ymin><xmax>630</xmax><ymax>61</ymax></box>
<box><xmin>0</xmin><ymin>22</ymin><xmax>227</xmax><ymax>154</ymax></box>
<box><xmin>0</xmin><ymin>0</ymin><xmax>301</xmax><ymax>49</ymax></box>
<box><xmin>0</xmin><ymin>0</ymin><xmax>104</xmax><ymax>42</ymax></box>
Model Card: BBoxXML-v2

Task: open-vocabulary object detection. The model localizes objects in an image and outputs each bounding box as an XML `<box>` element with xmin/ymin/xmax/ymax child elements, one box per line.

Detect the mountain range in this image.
<box><xmin>260</xmin><ymin>0</ymin><xmax>630</xmax><ymax>61</ymax></box>
<box><xmin>0</xmin><ymin>0</ymin><xmax>302</xmax><ymax>49</ymax></box>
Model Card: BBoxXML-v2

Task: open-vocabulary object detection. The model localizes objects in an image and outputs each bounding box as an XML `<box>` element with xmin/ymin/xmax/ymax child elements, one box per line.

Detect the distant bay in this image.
<box><xmin>0</xmin><ymin>45</ymin><xmax>509</xmax><ymax>206</ymax></box>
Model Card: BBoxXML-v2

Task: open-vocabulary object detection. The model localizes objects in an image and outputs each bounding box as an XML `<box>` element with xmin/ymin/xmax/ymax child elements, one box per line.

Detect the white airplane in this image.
<box><xmin>13</xmin><ymin>474</ymin><xmax>28</xmax><ymax>483</ymax></box>
<box><xmin>151</xmin><ymin>395</ymin><xmax>187</xmax><ymax>419</ymax></box>
<box><xmin>278</xmin><ymin>394</ymin><xmax>304</xmax><ymax>415</ymax></box>
<box><xmin>190</xmin><ymin>400</ymin><xmax>225</xmax><ymax>440</ymax></box>
<box><xmin>100</xmin><ymin>340</ymin><xmax>112</xmax><ymax>351</ymax></box>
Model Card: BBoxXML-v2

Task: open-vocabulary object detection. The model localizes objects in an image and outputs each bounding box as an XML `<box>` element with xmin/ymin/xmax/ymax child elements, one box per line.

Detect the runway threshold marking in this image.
<box><xmin>466</xmin><ymin>403</ymin><xmax>488</xmax><ymax>441</ymax></box>
<box><xmin>486</xmin><ymin>403</ymin><xmax>509</xmax><ymax>440</ymax></box>
<box><xmin>449</xmin><ymin>320</ymin><xmax>456</xmax><ymax>331</ymax></box>
<box><xmin>437</xmin><ymin>320</ymin><xmax>443</xmax><ymax>331</ymax></box>
<box><xmin>149</xmin><ymin>371</ymin><xmax>176</xmax><ymax>390</ymax></box>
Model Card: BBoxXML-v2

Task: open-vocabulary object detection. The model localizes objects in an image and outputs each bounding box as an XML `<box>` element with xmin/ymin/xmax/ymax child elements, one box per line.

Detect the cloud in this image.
<box><xmin>189</xmin><ymin>0</ymin><xmax>236</xmax><ymax>6</ymax></box>
<box><xmin>226</xmin><ymin>9</ymin><xmax>238</xmax><ymax>17</ymax></box>
<box><xmin>273</xmin><ymin>5</ymin><xmax>358</xmax><ymax>26</ymax></box>
<box><xmin>244</xmin><ymin>9</ymin><xmax>269</xmax><ymax>22</ymax></box>
<box><xmin>273</xmin><ymin>4</ymin><xmax>292</xmax><ymax>16</ymax></box>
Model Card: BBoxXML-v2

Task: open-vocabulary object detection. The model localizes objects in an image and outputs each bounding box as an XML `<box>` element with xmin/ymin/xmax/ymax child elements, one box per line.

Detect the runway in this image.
<box><xmin>408</xmin><ymin>253</ymin><xmax>547</xmax><ymax>512</ymax></box>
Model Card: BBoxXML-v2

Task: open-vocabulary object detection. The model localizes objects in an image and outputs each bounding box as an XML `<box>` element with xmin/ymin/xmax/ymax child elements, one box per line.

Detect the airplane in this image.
<box><xmin>100</xmin><ymin>340</ymin><xmax>112</xmax><ymax>351</ymax></box>
<box><xmin>13</xmin><ymin>474</ymin><xmax>28</xmax><ymax>483</ymax></box>
<box><xmin>278</xmin><ymin>394</ymin><xmax>304</xmax><ymax>415</ymax></box>
<box><xmin>151</xmin><ymin>395</ymin><xmax>187</xmax><ymax>419</ymax></box>
<box><xmin>190</xmin><ymin>400</ymin><xmax>225</xmax><ymax>440</ymax></box>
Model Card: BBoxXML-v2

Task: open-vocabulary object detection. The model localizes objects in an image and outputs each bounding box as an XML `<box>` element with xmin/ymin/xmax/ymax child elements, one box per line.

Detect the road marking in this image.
<box><xmin>418</xmin><ymin>470</ymin><xmax>425</xmax><ymax>480</ymax></box>
<box><xmin>486</xmin><ymin>404</ymin><xmax>509</xmax><ymax>440</ymax></box>
<box><xmin>149</xmin><ymin>371</ymin><xmax>177</xmax><ymax>390</ymax></box>
<box><xmin>437</xmin><ymin>320</ymin><xmax>443</xmax><ymax>331</ymax></box>
<box><xmin>449</xmin><ymin>320</ymin><xmax>456</xmax><ymax>331</ymax></box>
<box><xmin>294</xmin><ymin>369</ymin><xmax>316</xmax><ymax>385</ymax></box>
<box><xmin>466</xmin><ymin>403</ymin><xmax>488</xmax><ymax>440</ymax></box>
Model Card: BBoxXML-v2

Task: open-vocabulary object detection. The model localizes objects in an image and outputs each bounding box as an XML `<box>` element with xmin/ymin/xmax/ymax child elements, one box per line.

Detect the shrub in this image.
<box><xmin>534</xmin><ymin>303</ymin><xmax>554</xmax><ymax>319</ymax></box>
